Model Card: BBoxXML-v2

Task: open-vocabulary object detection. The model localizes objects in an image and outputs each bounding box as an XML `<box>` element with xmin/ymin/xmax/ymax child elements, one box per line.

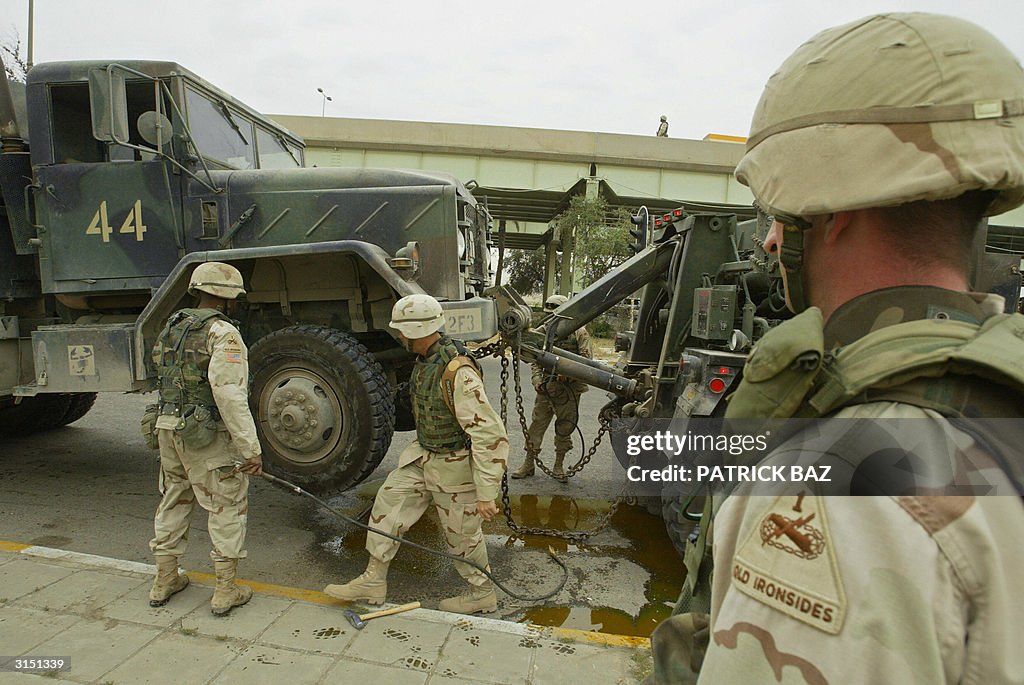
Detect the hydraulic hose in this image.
<box><xmin>256</xmin><ymin>470</ymin><xmax>569</xmax><ymax>602</ymax></box>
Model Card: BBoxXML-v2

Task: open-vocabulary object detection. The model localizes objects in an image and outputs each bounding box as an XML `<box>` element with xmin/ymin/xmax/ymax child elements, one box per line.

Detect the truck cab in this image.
<box><xmin>0</xmin><ymin>60</ymin><xmax>497</xmax><ymax>493</ymax></box>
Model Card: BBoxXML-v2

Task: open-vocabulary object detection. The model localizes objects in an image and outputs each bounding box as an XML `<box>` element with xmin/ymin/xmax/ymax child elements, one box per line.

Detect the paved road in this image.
<box><xmin>0</xmin><ymin>355</ymin><xmax>683</xmax><ymax>637</ymax></box>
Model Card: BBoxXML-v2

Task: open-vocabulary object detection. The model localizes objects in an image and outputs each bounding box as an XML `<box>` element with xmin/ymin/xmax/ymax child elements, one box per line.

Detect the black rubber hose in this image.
<box><xmin>257</xmin><ymin>471</ymin><xmax>569</xmax><ymax>602</ymax></box>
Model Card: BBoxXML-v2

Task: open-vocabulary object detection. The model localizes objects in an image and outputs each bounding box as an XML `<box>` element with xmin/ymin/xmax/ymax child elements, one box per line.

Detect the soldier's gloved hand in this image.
<box><xmin>476</xmin><ymin>500</ymin><xmax>499</xmax><ymax>521</ymax></box>
<box><xmin>236</xmin><ymin>454</ymin><xmax>263</xmax><ymax>476</ymax></box>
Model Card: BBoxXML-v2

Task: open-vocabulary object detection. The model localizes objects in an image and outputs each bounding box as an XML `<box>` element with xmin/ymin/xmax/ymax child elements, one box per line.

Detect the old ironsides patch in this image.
<box><xmin>732</xmin><ymin>494</ymin><xmax>847</xmax><ymax>634</ymax></box>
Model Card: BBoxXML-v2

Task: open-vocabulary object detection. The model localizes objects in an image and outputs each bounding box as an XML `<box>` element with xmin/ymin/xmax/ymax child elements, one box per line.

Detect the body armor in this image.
<box><xmin>411</xmin><ymin>337</ymin><xmax>474</xmax><ymax>452</ymax></box>
<box><xmin>726</xmin><ymin>308</ymin><xmax>1024</xmax><ymax>421</ymax></box>
<box><xmin>153</xmin><ymin>308</ymin><xmax>227</xmax><ymax>417</ymax></box>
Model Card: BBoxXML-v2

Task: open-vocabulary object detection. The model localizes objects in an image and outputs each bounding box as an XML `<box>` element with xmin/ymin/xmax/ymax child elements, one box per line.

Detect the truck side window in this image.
<box><xmin>184</xmin><ymin>86</ymin><xmax>255</xmax><ymax>170</ymax></box>
<box><xmin>52</xmin><ymin>80</ymin><xmax>170</xmax><ymax>164</ymax></box>
<box><xmin>255</xmin><ymin>126</ymin><xmax>300</xmax><ymax>169</ymax></box>
<box><xmin>51</xmin><ymin>84</ymin><xmax>105</xmax><ymax>163</ymax></box>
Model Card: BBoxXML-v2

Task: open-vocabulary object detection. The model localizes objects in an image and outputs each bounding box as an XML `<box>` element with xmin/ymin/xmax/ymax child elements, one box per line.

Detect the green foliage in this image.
<box><xmin>586</xmin><ymin>315</ymin><xmax>615</xmax><ymax>339</ymax></box>
<box><xmin>553</xmin><ymin>195</ymin><xmax>633</xmax><ymax>289</ymax></box>
<box><xmin>503</xmin><ymin>246</ymin><xmax>547</xmax><ymax>296</ymax></box>
<box><xmin>1</xmin><ymin>29</ymin><xmax>27</xmax><ymax>83</ymax></box>
<box><xmin>503</xmin><ymin>195</ymin><xmax>635</xmax><ymax>298</ymax></box>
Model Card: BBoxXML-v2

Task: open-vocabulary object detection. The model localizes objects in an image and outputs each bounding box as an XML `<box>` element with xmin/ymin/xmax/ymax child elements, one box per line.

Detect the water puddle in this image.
<box><xmin>312</xmin><ymin>481</ymin><xmax>684</xmax><ymax>638</ymax></box>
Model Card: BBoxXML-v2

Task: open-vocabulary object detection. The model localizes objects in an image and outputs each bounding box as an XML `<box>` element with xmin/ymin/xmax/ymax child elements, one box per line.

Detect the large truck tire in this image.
<box><xmin>58</xmin><ymin>393</ymin><xmax>98</xmax><ymax>427</ymax></box>
<box><xmin>0</xmin><ymin>394</ymin><xmax>73</xmax><ymax>436</ymax></box>
<box><xmin>662</xmin><ymin>493</ymin><xmax>702</xmax><ymax>558</ymax></box>
<box><xmin>249</xmin><ymin>325</ymin><xmax>394</xmax><ymax>494</ymax></box>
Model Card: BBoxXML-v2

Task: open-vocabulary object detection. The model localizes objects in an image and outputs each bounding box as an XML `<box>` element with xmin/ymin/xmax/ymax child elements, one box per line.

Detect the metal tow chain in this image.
<box><xmin>471</xmin><ymin>338</ymin><xmax>631</xmax><ymax>543</ymax></box>
<box><xmin>470</xmin><ymin>340</ymin><xmax>510</xmax><ymax>425</ymax></box>
<box><xmin>510</xmin><ymin>344</ymin><xmax>611</xmax><ymax>481</ymax></box>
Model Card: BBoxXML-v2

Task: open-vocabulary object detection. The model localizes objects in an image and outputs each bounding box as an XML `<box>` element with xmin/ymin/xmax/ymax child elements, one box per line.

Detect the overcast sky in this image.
<box><xmin>3</xmin><ymin>1</ymin><xmax>1022</xmax><ymax>140</ymax></box>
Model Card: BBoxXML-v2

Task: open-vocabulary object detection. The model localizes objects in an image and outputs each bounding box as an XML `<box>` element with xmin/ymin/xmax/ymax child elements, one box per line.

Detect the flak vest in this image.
<box><xmin>726</xmin><ymin>306</ymin><xmax>1024</xmax><ymax>422</ymax></box>
<box><xmin>411</xmin><ymin>337</ymin><xmax>479</xmax><ymax>452</ymax></box>
<box><xmin>153</xmin><ymin>308</ymin><xmax>228</xmax><ymax>417</ymax></box>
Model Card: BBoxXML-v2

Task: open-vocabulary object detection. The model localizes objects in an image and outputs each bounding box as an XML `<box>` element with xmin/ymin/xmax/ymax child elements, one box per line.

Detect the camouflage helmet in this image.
<box><xmin>188</xmin><ymin>262</ymin><xmax>245</xmax><ymax>299</ymax></box>
<box><xmin>660</xmin><ymin>115</ymin><xmax>668</xmax><ymax>122</ymax></box>
<box><xmin>545</xmin><ymin>294</ymin><xmax>568</xmax><ymax>311</ymax></box>
<box><xmin>736</xmin><ymin>13</ymin><xmax>1024</xmax><ymax>218</ymax></box>
<box><xmin>390</xmin><ymin>293</ymin><xmax>445</xmax><ymax>339</ymax></box>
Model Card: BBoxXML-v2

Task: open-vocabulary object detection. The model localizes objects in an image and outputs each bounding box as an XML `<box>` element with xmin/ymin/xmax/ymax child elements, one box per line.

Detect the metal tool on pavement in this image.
<box><xmin>253</xmin><ymin>470</ymin><xmax>569</xmax><ymax>602</ymax></box>
<box><xmin>343</xmin><ymin>601</ymin><xmax>421</xmax><ymax>630</ymax></box>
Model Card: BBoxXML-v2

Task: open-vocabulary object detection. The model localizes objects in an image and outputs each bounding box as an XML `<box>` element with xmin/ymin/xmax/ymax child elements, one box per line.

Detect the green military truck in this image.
<box><xmin>0</xmin><ymin>60</ymin><xmax>497</xmax><ymax>492</ymax></box>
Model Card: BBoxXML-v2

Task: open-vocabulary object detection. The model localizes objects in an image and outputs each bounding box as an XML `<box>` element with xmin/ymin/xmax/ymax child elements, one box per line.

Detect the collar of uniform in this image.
<box><xmin>823</xmin><ymin>286</ymin><xmax>995</xmax><ymax>349</ymax></box>
<box><xmin>421</xmin><ymin>335</ymin><xmax>449</xmax><ymax>360</ymax></box>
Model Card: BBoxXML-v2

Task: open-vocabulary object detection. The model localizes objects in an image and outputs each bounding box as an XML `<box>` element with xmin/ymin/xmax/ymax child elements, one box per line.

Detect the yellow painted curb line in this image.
<box><xmin>544</xmin><ymin>626</ymin><xmax>651</xmax><ymax>649</ymax></box>
<box><xmin>1</xmin><ymin>539</ymin><xmax>650</xmax><ymax>649</ymax></box>
<box><xmin>184</xmin><ymin>570</ymin><xmax>350</xmax><ymax>608</ymax></box>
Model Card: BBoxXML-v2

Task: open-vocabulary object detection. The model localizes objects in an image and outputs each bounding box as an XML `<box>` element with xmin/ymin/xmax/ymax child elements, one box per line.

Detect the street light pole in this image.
<box><xmin>316</xmin><ymin>87</ymin><xmax>333</xmax><ymax>117</ymax></box>
<box><xmin>26</xmin><ymin>0</ymin><xmax>34</xmax><ymax>70</ymax></box>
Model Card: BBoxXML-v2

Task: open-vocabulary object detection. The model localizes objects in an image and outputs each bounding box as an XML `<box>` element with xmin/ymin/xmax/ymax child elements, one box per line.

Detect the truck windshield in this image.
<box><xmin>184</xmin><ymin>86</ymin><xmax>255</xmax><ymax>169</ymax></box>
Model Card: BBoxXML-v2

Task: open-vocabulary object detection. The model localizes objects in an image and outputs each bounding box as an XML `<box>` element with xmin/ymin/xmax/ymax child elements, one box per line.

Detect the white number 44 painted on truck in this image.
<box><xmin>85</xmin><ymin>200</ymin><xmax>147</xmax><ymax>242</ymax></box>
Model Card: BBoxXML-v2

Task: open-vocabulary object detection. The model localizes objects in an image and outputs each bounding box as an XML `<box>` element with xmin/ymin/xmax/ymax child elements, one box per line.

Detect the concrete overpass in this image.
<box><xmin>270</xmin><ymin>114</ymin><xmax>1024</xmax><ymax>270</ymax></box>
<box><xmin>271</xmin><ymin>115</ymin><xmax>756</xmax><ymax>242</ymax></box>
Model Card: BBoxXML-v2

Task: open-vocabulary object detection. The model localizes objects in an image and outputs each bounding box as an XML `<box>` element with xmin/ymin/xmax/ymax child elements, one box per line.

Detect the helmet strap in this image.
<box><xmin>779</xmin><ymin>220</ymin><xmax>809</xmax><ymax>313</ymax></box>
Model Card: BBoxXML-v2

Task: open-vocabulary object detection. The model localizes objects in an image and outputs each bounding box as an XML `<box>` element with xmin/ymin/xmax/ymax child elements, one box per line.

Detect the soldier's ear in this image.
<box><xmin>820</xmin><ymin>212</ymin><xmax>850</xmax><ymax>245</ymax></box>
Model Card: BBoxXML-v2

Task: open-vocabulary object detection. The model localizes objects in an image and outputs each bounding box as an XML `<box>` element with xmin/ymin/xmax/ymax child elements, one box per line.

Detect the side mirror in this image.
<box><xmin>137</xmin><ymin>111</ymin><xmax>174</xmax><ymax>149</ymax></box>
<box><xmin>89</xmin><ymin>67</ymin><xmax>129</xmax><ymax>144</ymax></box>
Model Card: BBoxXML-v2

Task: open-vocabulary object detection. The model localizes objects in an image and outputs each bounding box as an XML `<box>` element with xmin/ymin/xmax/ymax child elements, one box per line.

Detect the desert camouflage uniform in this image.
<box><xmin>150</xmin><ymin>314</ymin><xmax>261</xmax><ymax>562</ymax></box>
<box><xmin>526</xmin><ymin>327</ymin><xmax>592</xmax><ymax>458</ymax></box>
<box><xmin>691</xmin><ymin>288</ymin><xmax>1024</xmax><ymax>684</ymax></box>
<box><xmin>366</xmin><ymin>336</ymin><xmax>508</xmax><ymax>588</ymax></box>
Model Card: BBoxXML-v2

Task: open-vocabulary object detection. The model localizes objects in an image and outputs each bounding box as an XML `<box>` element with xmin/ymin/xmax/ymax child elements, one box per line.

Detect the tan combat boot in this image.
<box><xmin>211</xmin><ymin>559</ymin><xmax>253</xmax><ymax>616</ymax></box>
<box><xmin>323</xmin><ymin>557</ymin><xmax>389</xmax><ymax>605</ymax></box>
<box><xmin>149</xmin><ymin>555</ymin><xmax>189</xmax><ymax>607</ymax></box>
<box><xmin>510</xmin><ymin>452</ymin><xmax>536</xmax><ymax>479</ymax></box>
<box><xmin>439</xmin><ymin>582</ymin><xmax>498</xmax><ymax>615</ymax></box>
<box><xmin>551</xmin><ymin>452</ymin><xmax>568</xmax><ymax>483</ymax></box>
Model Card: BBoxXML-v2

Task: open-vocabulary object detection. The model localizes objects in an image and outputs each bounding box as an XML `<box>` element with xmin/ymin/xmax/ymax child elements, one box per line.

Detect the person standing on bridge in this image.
<box><xmin>657</xmin><ymin>115</ymin><xmax>669</xmax><ymax>137</ymax></box>
<box><xmin>511</xmin><ymin>294</ymin><xmax>592</xmax><ymax>483</ymax></box>
<box><xmin>146</xmin><ymin>262</ymin><xmax>263</xmax><ymax>616</ymax></box>
<box><xmin>324</xmin><ymin>293</ymin><xmax>509</xmax><ymax>615</ymax></box>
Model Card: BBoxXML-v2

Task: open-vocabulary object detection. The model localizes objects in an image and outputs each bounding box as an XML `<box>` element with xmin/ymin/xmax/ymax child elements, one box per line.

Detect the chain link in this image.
<box><xmin>485</xmin><ymin>339</ymin><xmax>630</xmax><ymax>543</ymax></box>
<box><xmin>470</xmin><ymin>340</ymin><xmax>508</xmax><ymax>360</ymax></box>
<box><xmin>511</xmin><ymin>344</ymin><xmax>611</xmax><ymax>481</ymax></box>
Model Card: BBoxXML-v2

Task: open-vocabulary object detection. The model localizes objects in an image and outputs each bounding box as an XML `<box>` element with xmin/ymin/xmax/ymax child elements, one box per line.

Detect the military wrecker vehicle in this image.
<box><xmin>0</xmin><ymin>59</ymin><xmax>497</xmax><ymax>492</ymax></box>
<box><xmin>483</xmin><ymin>207</ymin><xmax>781</xmax><ymax>550</ymax></box>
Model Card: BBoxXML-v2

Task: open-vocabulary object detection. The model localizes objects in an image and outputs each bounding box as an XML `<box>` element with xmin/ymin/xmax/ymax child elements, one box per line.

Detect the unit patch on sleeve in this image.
<box><xmin>223</xmin><ymin>337</ymin><xmax>243</xmax><ymax>364</ymax></box>
<box><xmin>731</xmin><ymin>494</ymin><xmax>847</xmax><ymax>634</ymax></box>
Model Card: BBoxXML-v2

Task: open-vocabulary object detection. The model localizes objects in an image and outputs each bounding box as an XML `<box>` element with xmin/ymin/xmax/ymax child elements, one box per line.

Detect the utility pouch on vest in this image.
<box><xmin>140</xmin><ymin>403</ymin><xmax>160</xmax><ymax>450</ymax></box>
<box><xmin>175</xmin><ymin>404</ymin><xmax>218</xmax><ymax>450</ymax></box>
<box><xmin>726</xmin><ymin>308</ymin><xmax>825</xmax><ymax>419</ymax></box>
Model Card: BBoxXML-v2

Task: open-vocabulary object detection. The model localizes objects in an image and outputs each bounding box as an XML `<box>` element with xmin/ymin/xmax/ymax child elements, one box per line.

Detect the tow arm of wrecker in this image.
<box><xmin>487</xmin><ymin>208</ymin><xmax>784</xmax><ymax>420</ymax></box>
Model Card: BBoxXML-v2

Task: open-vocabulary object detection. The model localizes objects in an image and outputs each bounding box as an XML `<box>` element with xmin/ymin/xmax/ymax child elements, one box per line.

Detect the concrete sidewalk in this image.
<box><xmin>0</xmin><ymin>542</ymin><xmax>652</xmax><ymax>684</ymax></box>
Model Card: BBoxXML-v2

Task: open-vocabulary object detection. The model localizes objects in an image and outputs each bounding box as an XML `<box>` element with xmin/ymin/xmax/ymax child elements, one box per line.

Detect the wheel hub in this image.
<box><xmin>261</xmin><ymin>372</ymin><xmax>340</xmax><ymax>461</ymax></box>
